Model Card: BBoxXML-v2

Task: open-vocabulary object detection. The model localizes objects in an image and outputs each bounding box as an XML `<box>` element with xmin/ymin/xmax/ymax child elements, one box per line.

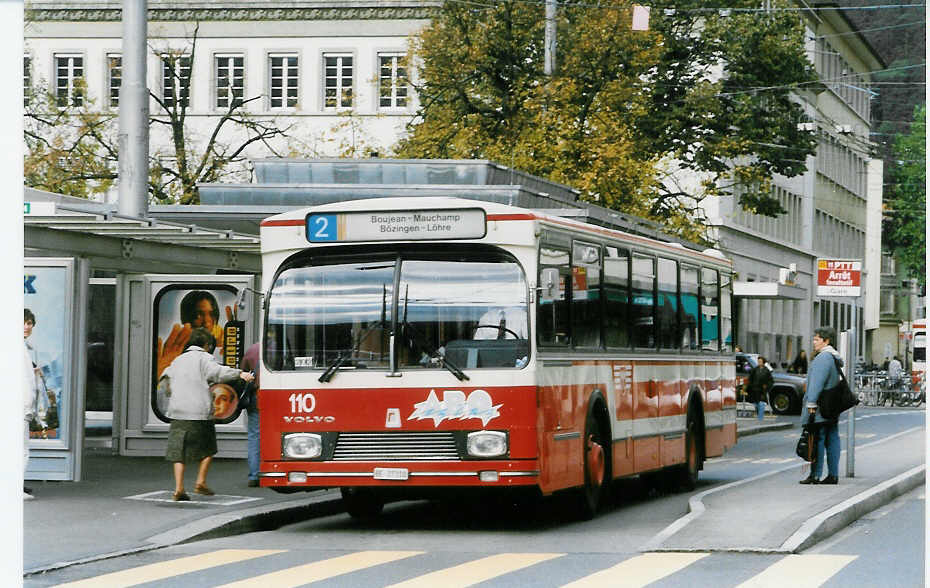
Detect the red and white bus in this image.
<box><xmin>257</xmin><ymin>197</ymin><xmax>736</xmax><ymax>518</ymax></box>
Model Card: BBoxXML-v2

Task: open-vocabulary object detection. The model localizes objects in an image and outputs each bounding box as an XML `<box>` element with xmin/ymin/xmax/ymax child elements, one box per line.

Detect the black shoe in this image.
<box><xmin>799</xmin><ymin>476</ymin><xmax>820</xmax><ymax>485</ymax></box>
<box><xmin>820</xmin><ymin>476</ymin><xmax>838</xmax><ymax>485</ymax></box>
<box><xmin>247</xmin><ymin>479</ymin><xmax>259</xmax><ymax>487</ymax></box>
<box><xmin>24</xmin><ymin>486</ymin><xmax>33</xmax><ymax>495</ymax></box>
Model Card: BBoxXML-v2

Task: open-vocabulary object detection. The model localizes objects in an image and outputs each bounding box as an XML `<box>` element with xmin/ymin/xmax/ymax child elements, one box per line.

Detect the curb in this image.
<box><xmin>780</xmin><ymin>464</ymin><xmax>926</xmax><ymax>553</ymax></box>
<box><xmin>737</xmin><ymin>422</ymin><xmax>794</xmax><ymax>437</ymax></box>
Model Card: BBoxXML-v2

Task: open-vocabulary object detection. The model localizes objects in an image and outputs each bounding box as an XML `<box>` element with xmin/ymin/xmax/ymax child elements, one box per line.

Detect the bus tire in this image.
<box><xmin>577</xmin><ymin>401</ymin><xmax>610</xmax><ymax>519</ymax></box>
<box><xmin>340</xmin><ymin>487</ymin><xmax>384</xmax><ymax>519</ymax></box>
<box><xmin>675</xmin><ymin>414</ymin><xmax>702</xmax><ymax>491</ymax></box>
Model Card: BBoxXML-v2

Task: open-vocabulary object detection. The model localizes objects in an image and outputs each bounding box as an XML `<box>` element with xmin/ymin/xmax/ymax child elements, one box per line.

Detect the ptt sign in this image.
<box><xmin>816</xmin><ymin>259</ymin><xmax>861</xmax><ymax>297</ymax></box>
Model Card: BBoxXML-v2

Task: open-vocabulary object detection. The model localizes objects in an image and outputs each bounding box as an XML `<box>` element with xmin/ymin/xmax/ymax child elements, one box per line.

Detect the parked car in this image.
<box><xmin>735</xmin><ymin>352</ymin><xmax>806</xmax><ymax>415</ymax></box>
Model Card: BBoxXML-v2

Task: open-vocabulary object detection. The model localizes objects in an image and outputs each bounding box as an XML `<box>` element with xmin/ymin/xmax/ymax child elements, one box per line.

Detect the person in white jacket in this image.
<box><xmin>161</xmin><ymin>327</ymin><xmax>253</xmax><ymax>501</ymax></box>
<box><xmin>23</xmin><ymin>341</ymin><xmax>37</xmax><ymax>500</ymax></box>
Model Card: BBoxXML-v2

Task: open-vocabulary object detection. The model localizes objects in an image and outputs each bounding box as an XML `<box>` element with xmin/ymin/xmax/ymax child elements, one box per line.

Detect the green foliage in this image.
<box><xmin>396</xmin><ymin>0</ymin><xmax>820</xmax><ymax>242</ymax></box>
<box><xmin>24</xmin><ymin>81</ymin><xmax>118</xmax><ymax>198</ymax></box>
<box><xmin>883</xmin><ymin>105</ymin><xmax>926</xmax><ymax>285</ymax></box>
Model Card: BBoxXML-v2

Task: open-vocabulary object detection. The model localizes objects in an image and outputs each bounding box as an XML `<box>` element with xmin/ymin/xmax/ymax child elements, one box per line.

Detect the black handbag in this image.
<box><xmin>816</xmin><ymin>356</ymin><xmax>859</xmax><ymax>420</ymax></box>
<box><xmin>238</xmin><ymin>380</ymin><xmax>257</xmax><ymax>411</ymax></box>
<box><xmin>795</xmin><ymin>425</ymin><xmax>815</xmax><ymax>461</ymax></box>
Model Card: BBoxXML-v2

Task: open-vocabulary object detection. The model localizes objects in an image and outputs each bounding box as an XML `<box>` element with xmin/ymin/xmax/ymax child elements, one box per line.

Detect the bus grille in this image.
<box><xmin>332</xmin><ymin>432</ymin><xmax>460</xmax><ymax>461</ymax></box>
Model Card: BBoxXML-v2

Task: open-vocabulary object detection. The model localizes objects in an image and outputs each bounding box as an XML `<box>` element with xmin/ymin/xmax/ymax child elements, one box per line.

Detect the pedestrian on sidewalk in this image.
<box><xmin>799</xmin><ymin>326</ymin><xmax>842</xmax><ymax>485</ymax></box>
<box><xmin>240</xmin><ymin>341</ymin><xmax>261</xmax><ymax>487</ymax></box>
<box><xmin>790</xmin><ymin>350</ymin><xmax>808</xmax><ymax>374</ymax></box>
<box><xmin>161</xmin><ymin>327</ymin><xmax>254</xmax><ymax>501</ymax></box>
<box><xmin>23</xmin><ymin>340</ymin><xmax>37</xmax><ymax>500</ymax></box>
<box><xmin>747</xmin><ymin>356</ymin><xmax>773</xmax><ymax>421</ymax></box>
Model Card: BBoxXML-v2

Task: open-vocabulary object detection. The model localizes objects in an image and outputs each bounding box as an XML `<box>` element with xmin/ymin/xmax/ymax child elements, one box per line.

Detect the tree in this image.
<box><xmin>394</xmin><ymin>0</ymin><xmax>820</xmax><ymax>242</ymax></box>
<box><xmin>25</xmin><ymin>25</ymin><xmax>292</xmax><ymax>204</ymax></box>
<box><xmin>883</xmin><ymin>105</ymin><xmax>925</xmax><ymax>286</ymax></box>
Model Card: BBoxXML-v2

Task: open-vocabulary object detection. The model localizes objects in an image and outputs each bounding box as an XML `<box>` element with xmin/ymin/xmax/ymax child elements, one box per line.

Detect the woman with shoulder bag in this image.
<box><xmin>798</xmin><ymin>327</ymin><xmax>842</xmax><ymax>485</ymax></box>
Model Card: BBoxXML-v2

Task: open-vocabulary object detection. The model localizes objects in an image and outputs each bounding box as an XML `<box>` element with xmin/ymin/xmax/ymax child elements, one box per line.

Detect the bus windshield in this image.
<box><xmin>265</xmin><ymin>248</ymin><xmax>529</xmax><ymax>372</ymax></box>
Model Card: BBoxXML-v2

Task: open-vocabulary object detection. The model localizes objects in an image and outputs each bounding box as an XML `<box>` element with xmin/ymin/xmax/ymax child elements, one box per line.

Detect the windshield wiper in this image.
<box><xmin>400</xmin><ymin>285</ymin><xmax>469</xmax><ymax>382</ymax></box>
<box><xmin>319</xmin><ymin>284</ymin><xmax>388</xmax><ymax>383</ymax></box>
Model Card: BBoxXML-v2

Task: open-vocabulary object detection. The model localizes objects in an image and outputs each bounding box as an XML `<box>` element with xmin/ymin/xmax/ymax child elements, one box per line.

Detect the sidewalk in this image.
<box><xmin>23</xmin><ymin>417</ymin><xmax>922</xmax><ymax>575</ymax></box>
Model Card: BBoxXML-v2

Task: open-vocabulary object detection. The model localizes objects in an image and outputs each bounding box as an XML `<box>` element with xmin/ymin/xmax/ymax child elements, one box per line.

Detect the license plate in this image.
<box><xmin>373</xmin><ymin>467</ymin><xmax>409</xmax><ymax>481</ymax></box>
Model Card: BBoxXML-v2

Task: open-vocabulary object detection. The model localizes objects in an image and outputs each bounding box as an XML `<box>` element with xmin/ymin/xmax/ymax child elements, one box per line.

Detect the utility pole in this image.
<box><xmin>117</xmin><ymin>0</ymin><xmax>149</xmax><ymax>218</ymax></box>
<box><xmin>544</xmin><ymin>0</ymin><xmax>556</xmax><ymax>76</ymax></box>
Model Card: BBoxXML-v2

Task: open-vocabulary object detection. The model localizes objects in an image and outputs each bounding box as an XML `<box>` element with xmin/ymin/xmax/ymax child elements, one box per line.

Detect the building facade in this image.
<box><xmin>25</xmin><ymin>1</ymin><xmax>896</xmax><ymax>365</ymax></box>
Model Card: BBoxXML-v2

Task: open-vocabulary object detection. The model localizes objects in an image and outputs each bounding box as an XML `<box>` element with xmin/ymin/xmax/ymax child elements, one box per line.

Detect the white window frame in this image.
<box><xmin>377</xmin><ymin>52</ymin><xmax>408</xmax><ymax>110</ymax></box>
<box><xmin>215</xmin><ymin>53</ymin><xmax>245</xmax><ymax>110</ymax></box>
<box><xmin>267</xmin><ymin>53</ymin><xmax>299</xmax><ymax>110</ymax></box>
<box><xmin>161</xmin><ymin>53</ymin><xmax>191</xmax><ymax>109</ymax></box>
<box><xmin>107</xmin><ymin>53</ymin><xmax>122</xmax><ymax>108</ymax></box>
<box><xmin>54</xmin><ymin>53</ymin><xmax>84</xmax><ymax>107</ymax></box>
<box><xmin>323</xmin><ymin>52</ymin><xmax>354</xmax><ymax>110</ymax></box>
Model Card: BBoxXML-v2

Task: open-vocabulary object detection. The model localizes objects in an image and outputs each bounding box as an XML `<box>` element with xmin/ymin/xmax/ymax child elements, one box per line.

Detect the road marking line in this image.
<box><xmin>735</xmin><ymin>554</ymin><xmax>856</xmax><ymax>588</ymax></box>
<box><xmin>388</xmin><ymin>553</ymin><xmax>563</xmax><ymax>588</ymax></box>
<box><xmin>217</xmin><ymin>551</ymin><xmax>422</xmax><ymax>588</ymax></box>
<box><xmin>52</xmin><ymin>549</ymin><xmax>284</xmax><ymax>587</ymax></box>
<box><xmin>561</xmin><ymin>552</ymin><xmax>708</xmax><ymax>588</ymax></box>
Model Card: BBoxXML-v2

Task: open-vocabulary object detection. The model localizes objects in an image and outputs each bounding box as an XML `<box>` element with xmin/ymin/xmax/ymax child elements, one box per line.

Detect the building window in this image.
<box><xmin>880</xmin><ymin>290</ymin><xmax>895</xmax><ymax>315</ymax></box>
<box><xmin>881</xmin><ymin>254</ymin><xmax>895</xmax><ymax>276</ymax></box>
<box><xmin>323</xmin><ymin>53</ymin><xmax>353</xmax><ymax>109</ymax></box>
<box><xmin>215</xmin><ymin>54</ymin><xmax>244</xmax><ymax>109</ymax></box>
<box><xmin>268</xmin><ymin>54</ymin><xmax>298</xmax><ymax>109</ymax></box>
<box><xmin>23</xmin><ymin>55</ymin><xmax>31</xmax><ymax>106</ymax></box>
<box><xmin>378</xmin><ymin>52</ymin><xmax>408</xmax><ymax>109</ymax></box>
<box><xmin>55</xmin><ymin>54</ymin><xmax>84</xmax><ymax>107</ymax></box>
<box><xmin>107</xmin><ymin>54</ymin><xmax>121</xmax><ymax>108</ymax></box>
<box><xmin>161</xmin><ymin>54</ymin><xmax>191</xmax><ymax>108</ymax></box>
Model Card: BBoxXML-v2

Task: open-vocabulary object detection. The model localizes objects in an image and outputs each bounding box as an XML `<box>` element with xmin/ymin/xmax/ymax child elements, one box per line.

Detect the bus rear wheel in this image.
<box><xmin>340</xmin><ymin>487</ymin><xmax>384</xmax><ymax>519</ymax></box>
<box><xmin>675</xmin><ymin>416</ymin><xmax>701</xmax><ymax>491</ymax></box>
<box><xmin>577</xmin><ymin>405</ymin><xmax>609</xmax><ymax>519</ymax></box>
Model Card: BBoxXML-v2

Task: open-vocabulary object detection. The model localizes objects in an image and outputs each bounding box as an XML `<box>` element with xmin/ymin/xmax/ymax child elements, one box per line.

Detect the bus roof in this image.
<box><xmin>260</xmin><ymin>197</ymin><xmax>732</xmax><ymax>268</ymax></box>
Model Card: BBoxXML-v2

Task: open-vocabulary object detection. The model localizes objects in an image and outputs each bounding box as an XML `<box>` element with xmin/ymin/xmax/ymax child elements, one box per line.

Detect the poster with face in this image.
<box><xmin>151</xmin><ymin>285</ymin><xmax>239</xmax><ymax>423</ymax></box>
<box><xmin>24</xmin><ymin>265</ymin><xmax>68</xmax><ymax>440</ymax></box>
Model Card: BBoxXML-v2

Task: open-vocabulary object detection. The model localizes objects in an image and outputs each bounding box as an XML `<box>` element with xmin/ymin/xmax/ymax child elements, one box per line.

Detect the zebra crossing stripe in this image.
<box><xmin>735</xmin><ymin>554</ymin><xmax>856</xmax><ymax>588</ymax></box>
<box><xmin>561</xmin><ymin>552</ymin><xmax>708</xmax><ymax>587</ymax></box>
<box><xmin>52</xmin><ymin>549</ymin><xmax>284</xmax><ymax>587</ymax></box>
<box><xmin>388</xmin><ymin>553</ymin><xmax>563</xmax><ymax>588</ymax></box>
<box><xmin>216</xmin><ymin>551</ymin><xmax>423</xmax><ymax>588</ymax></box>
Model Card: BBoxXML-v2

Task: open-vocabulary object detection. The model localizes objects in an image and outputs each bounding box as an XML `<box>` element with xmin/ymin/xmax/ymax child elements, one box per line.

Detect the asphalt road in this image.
<box><xmin>25</xmin><ymin>407</ymin><xmax>925</xmax><ymax>587</ymax></box>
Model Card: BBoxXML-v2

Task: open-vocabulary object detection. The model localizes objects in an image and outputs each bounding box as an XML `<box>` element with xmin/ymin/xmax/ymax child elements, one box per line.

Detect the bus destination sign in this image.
<box><xmin>306</xmin><ymin>208</ymin><xmax>487</xmax><ymax>242</ymax></box>
<box><xmin>816</xmin><ymin>258</ymin><xmax>861</xmax><ymax>297</ymax></box>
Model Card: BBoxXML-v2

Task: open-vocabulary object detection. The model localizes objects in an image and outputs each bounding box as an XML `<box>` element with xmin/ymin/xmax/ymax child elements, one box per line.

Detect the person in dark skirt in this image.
<box><xmin>161</xmin><ymin>327</ymin><xmax>254</xmax><ymax>501</ymax></box>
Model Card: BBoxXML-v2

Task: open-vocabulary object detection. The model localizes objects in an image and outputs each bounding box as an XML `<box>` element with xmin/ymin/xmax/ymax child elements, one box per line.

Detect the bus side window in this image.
<box><xmin>680</xmin><ymin>264</ymin><xmax>700</xmax><ymax>351</ymax></box>
<box><xmin>538</xmin><ymin>246</ymin><xmax>570</xmax><ymax>346</ymax></box>
<box><xmin>701</xmin><ymin>268</ymin><xmax>720</xmax><ymax>352</ymax></box>
<box><xmin>631</xmin><ymin>253</ymin><xmax>656</xmax><ymax>349</ymax></box>
<box><xmin>572</xmin><ymin>241</ymin><xmax>602</xmax><ymax>349</ymax></box>
<box><xmin>657</xmin><ymin>257</ymin><xmax>678</xmax><ymax>350</ymax></box>
<box><xmin>604</xmin><ymin>247</ymin><xmax>630</xmax><ymax>348</ymax></box>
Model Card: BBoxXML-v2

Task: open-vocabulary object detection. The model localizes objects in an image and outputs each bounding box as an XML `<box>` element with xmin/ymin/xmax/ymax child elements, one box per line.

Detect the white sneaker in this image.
<box><xmin>23</xmin><ymin>492</ymin><xmax>34</xmax><ymax>500</ymax></box>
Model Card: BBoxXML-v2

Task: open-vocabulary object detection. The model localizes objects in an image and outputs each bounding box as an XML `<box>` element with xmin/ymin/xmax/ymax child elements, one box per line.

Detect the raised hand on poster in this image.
<box><xmin>157</xmin><ymin>322</ymin><xmax>192</xmax><ymax>378</ymax></box>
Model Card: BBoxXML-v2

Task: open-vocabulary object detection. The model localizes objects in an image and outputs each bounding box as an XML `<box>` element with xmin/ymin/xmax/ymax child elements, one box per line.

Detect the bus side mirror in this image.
<box><xmin>539</xmin><ymin>268</ymin><xmax>559</xmax><ymax>302</ymax></box>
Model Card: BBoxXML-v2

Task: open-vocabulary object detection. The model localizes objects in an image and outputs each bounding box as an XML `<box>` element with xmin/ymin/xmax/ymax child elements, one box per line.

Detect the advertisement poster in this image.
<box><xmin>24</xmin><ymin>266</ymin><xmax>67</xmax><ymax>440</ymax></box>
<box><xmin>151</xmin><ymin>285</ymin><xmax>240</xmax><ymax>423</ymax></box>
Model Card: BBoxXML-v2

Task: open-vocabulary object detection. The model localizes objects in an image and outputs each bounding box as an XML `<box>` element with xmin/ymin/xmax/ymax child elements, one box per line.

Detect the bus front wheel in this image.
<box><xmin>577</xmin><ymin>403</ymin><xmax>610</xmax><ymax>519</ymax></box>
<box><xmin>340</xmin><ymin>487</ymin><xmax>384</xmax><ymax>519</ymax></box>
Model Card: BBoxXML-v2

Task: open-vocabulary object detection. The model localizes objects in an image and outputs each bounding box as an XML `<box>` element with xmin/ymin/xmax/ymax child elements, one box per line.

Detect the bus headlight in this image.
<box><xmin>283</xmin><ymin>433</ymin><xmax>322</xmax><ymax>459</ymax></box>
<box><xmin>466</xmin><ymin>431</ymin><xmax>507</xmax><ymax>458</ymax></box>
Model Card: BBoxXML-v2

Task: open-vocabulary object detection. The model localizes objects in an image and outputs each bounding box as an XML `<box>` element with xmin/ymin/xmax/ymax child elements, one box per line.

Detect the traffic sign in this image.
<box><xmin>816</xmin><ymin>258</ymin><xmax>861</xmax><ymax>297</ymax></box>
